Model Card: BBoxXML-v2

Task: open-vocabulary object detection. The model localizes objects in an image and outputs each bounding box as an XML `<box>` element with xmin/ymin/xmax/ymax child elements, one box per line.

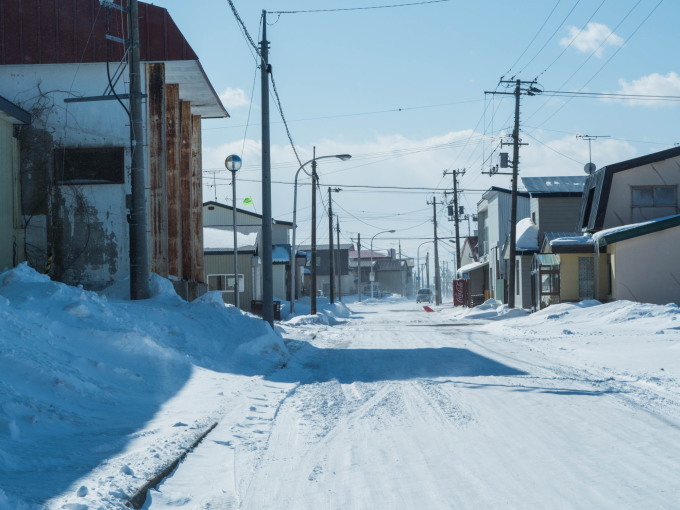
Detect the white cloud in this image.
<box><xmin>218</xmin><ymin>87</ymin><xmax>250</xmax><ymax>109</ymax></box>
<box><xmin>613</xmin><ymin>72</ymin><xmax>680</xmax><ymax>107</ymax></box>
<box><xmin>559</xmin><ymin>22</ymin><xmax>624</xmax><ymax>58</ymax></box>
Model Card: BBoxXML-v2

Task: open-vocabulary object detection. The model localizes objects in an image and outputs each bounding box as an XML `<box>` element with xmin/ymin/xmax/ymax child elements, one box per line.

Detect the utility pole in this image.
<box><xmin>128</xmin><ymin>0</ymin><xmax>149</xmax><ymax>300</ymax></box>
<box><xmin>336</xmin><ymin>217</ymin><xmax>341</xmax><ymax>301</ymax></box>
<box><xmin>327</xmin><ymin>187</ymin><xmax>341</xmax><ymax>304</ymax></box>
<box><xmin>427</xmin><ymin>198</ymin><xmax>443</xmax><ymax>305</ymax></box>
<box><xmin>311</xmin><ymin>150</ymin><xmax>318</xmax><ymax>315</ymax></box>
<box><xmin>260</xmin><ymin>11</ymin><xmax>274</xmax><ymax>325</ymax></box>
<box><xmin>485</xmin><ymin>78</ymin><xmax>541</xmax><ymax>308</ymax></box>
<box><xmin>443</xmin><ymin>168</ymin><xmax>465</xmax><ymax>272</ymax></box>
<box><xmin>356</xmin><ymin>233</ymin><xmax>362</xmax><ymax>302</ymax></box>
<box><xmin>425</xmin><ymin>252</ymin><xmax>430</xmax><ymax>289</ymax></box>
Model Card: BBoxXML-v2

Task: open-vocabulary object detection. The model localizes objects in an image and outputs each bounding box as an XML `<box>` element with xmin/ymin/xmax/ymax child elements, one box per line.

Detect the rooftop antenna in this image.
<box><xmin>577</xmin><ymin>134</ymin><xmax>609</xmax><ymax>174</ymax></box>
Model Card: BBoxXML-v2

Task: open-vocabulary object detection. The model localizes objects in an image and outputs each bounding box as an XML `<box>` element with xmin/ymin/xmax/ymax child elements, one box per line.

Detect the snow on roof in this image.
<box><xmin>516</xmin><ymin>218</ymin><xmax>539</xmax><ymax>251</ymax></box>
<box><xmin>203</xmin><ymin>227</ymin><xmax>258</xmax><ymax>251</ymax></box>
<box><xmin>592</xmin><ymin>214</ymin><xmax>680</xmax><ymax>244</ymax></box>
<box><xmin>457</xmin><ymin>260</ymin><xmax>489</xmax><ymax>274</ymax></box>
<box><xmin>549</xmin><ymin>234</ymin><xmax>594</xmax><ymax>246</ymax></box>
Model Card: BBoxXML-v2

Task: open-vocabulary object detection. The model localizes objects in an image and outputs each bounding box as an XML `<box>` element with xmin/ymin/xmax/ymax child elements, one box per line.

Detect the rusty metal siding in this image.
<box><xmin>179</xmin><ymin>100</ymin><xmax>192</xmax><ymax>280</ymax></box>
<box><xmin>165</xmin><ymin>83</ymin><xmax>181</xmax><ymax>277</ymax></box>
<box><xmin>0</xmin><ymin>0</ymin><xmax>198</xmax><ymax>65</ymax></box>
<box><xmin>190</xmin><ymin>114</ymin><xmax>204</xmax><ymax>282</ymax></box>
<box><xmin>147</xmin><ymin>62</ymin><xmax>167</xmax><ymax>276</ymax></box>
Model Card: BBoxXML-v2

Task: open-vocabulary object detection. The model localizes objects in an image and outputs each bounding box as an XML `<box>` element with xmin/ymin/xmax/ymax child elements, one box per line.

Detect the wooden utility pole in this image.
<box><xmin>484</xmin><ymin>78</ymin><xmax>541</xmax><ymax>307</ymax></box>
<box><xmin>260</xmin><ymin>10</ymin><xmax>273</xmax><ymax>325</ymax></box>
<box><xmin>128</xmin><ymin>0</ymin><xmax>149</xmax><ymax>300</ymax></box>
<box><xmin>444</xmin><ymin>168</ymin><xmax>465</xmax><ymax>272</ymax></box>
<box><xmin>336</xmin><ymin>217</ymin><xmax>342</xmax><ymax>301</ymax></box>
<box><xmin>427</xmin><ymin>198</ymin><xmax>443</xmax><ymax>306</ymax></box>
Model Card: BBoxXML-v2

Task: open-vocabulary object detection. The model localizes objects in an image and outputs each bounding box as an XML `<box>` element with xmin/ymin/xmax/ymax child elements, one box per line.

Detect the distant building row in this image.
<box><xmin>457</xmin><ymin>146</ymin><xmax>680</xmax><ymax>309</ymax></box>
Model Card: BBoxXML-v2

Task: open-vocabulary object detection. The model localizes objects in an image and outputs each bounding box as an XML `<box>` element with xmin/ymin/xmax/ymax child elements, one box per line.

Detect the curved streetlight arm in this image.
<box><xmin>416</xmin><ymin>240</ymin><xmax>434</xmax><ymax>291</ymax></box>
<box><xmin>369</xmin><ymin>229</ymin><xmax>395</xmax><ymax>299</ymax></box>
<box><xmin>290</xmin><ymin>153</ymin><xmax>352</xmax><ymax>314</ymax></box>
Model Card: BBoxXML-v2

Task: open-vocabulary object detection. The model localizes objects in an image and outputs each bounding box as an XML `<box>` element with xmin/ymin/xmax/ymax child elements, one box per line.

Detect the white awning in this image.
<box><xmin>457</xmin><ymin>260</ymin><xmax>488</xmax><ymax>276</ymax></box>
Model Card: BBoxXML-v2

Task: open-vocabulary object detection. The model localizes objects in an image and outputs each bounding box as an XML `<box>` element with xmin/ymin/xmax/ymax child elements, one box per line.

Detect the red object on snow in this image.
<box><xmin>423</xmin><ymin>306</ymin><xmax>435</xmax><ymax>312</ymax></box>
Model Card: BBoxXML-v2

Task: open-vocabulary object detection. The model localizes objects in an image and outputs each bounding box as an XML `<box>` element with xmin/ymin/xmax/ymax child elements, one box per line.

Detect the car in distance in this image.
<box><xmin>416</xmin><ymin>288</ymin><xmax>432</xmax><ymax>303</ymax></box>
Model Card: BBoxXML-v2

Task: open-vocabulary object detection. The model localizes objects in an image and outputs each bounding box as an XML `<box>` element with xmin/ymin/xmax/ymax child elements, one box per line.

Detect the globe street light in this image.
<box><xmin>290</xmin><ymin>149</ymin><xmax>351</xmax><ymax>314</ymax></box>
<box><xmin>370</xmin><ymin>229</ymin><xmax>395</xmax><ymax>299</ymax></box>
<box><xmin>225</xmin><ymin>154</ymin><xmax>242</xmax><ymax>308</ymax></box>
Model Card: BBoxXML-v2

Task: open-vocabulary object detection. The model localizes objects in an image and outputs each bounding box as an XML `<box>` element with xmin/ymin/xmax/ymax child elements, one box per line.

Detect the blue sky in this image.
<box><xmin>153</xmin><ymin>0</ymin><xmax>678</xmax><ymax>267</ymax></box>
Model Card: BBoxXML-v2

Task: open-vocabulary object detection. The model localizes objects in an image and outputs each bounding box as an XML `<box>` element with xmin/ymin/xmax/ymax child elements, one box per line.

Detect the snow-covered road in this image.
<box><xmin>145</xmin><ymin>299</ymin><xmax>680</xmax><ymax>509</ymax></box>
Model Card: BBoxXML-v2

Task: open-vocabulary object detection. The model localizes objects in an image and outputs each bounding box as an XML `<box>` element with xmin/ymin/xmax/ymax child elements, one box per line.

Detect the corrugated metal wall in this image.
<box><xmin>204</xmin><ymin>252</ymin><xmax>256</xmax><ymax>311</ymax></box>
<box><xmin>0</xmin><ymin>119</ymin><xmax>23</xmax><ymax>270</ymax></box>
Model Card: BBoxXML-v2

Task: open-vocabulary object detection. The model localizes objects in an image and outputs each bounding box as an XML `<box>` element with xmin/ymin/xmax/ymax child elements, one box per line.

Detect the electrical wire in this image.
<box><xmin>202</xmin><ymin>98</ymin><xmax>484</xmax><ymax>131</ymax></box>
<box><xmin>535</xmin><ymin>0</ymin><xmax>608</xmax><ymax>80</ymax></box>
<box><xmin>516</xmin><ymin>0</ymin><xmax>582</xmax><ymax>76</ymax></box>
<box><xmin>269</xmin><ymin>69</ymin><xmax>304</xmax><ymax>167</ymax></box>
<box><xmin>226</xmin><ymin>0</ymin><xmax>261</xmax><ymax>57</ymax></box>
<box><xmin>528</xmin><ymin>0</ymin><xmax>665</xmax><ymax>131</ymax></box>
<box><xmin>271</xmin><ymin>0</ymin><xmax>451</xmax><ymax>15</ymax></box>
<box><xmin>504</xmin><ymin>0</ymin><xmax>563</xmax><ymax>77</ymax></box>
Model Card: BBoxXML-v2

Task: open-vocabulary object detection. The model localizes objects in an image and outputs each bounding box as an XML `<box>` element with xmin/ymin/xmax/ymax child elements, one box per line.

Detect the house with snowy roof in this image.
<box><xmin>500</xmin><ymin>175</ymin><xmax>586</xmax><ymax>309</ymax></box>
<box><xmin>203</xmin><ymin>201</ymin><xmax>292</xmax><ymax>313</ymax></box>
<box><xmin>0</xmin><ymin>0</ymin><xmax>228</xmax><ymax>299</ymax></box>
<box><xmin>459</xmin><ymin>187</ymin><xmax>530</xmax><ymax>304</ymax></box>
<box><xmin>535</xmin><ymin>147</ymin><xmax>680</xmax><ymax>309</ymax></box>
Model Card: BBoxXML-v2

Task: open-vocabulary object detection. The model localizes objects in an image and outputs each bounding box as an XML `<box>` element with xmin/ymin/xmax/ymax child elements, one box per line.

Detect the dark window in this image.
<box><xmin>55</xmin><ymin>147</ymin><xmax>125</xmax><ymax>184</ymax></box>
<box><xmin>632</xmin><ymin>186</ymin><xmax>677</xmax><ymax>207</ymax></box>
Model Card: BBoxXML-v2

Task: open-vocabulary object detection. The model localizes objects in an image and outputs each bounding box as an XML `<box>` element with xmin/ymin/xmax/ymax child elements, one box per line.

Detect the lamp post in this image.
<box><xmin>225</xmin><ymin>154</ymin><xmax>242</xmax><ymax>308</ymax></box>
<box><xmin>290</xmin><ymin>149</ymin><xmax>351</xmax><ymax>314</ymax></box>
<box><xmin>416</xmin><ymin>240</ymin><xmax>434</xmax><ymax>290</ymax></box>
<box><xmin>370</xmin><ymin>229</ymin><xmax>395</xmax><ymax>299</ymax></box>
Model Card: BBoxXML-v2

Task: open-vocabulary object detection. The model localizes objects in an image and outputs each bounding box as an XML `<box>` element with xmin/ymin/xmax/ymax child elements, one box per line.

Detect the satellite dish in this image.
<box><xmin>584</xmin><ymin>162</ymin><xmax>596</xmax><ymax>174</ymax></box>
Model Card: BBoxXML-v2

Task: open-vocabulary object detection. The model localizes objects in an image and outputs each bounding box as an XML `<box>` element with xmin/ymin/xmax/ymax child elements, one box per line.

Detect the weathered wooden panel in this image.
<box><xmin>165</xmin><ymin>84</ymin><xmax>182</xmax><ymax>278</ymax></box>
<box><xmin>190</xmin><ymin>115</ymin><xmax>204</xmax><ymax>282</ymax></box>
<box><xmin>179</xmin><ymin>100</ymin><xmax>193</xmax><ymax>280</ymax></box>
<box><xmin>147</xmin><ymin>63</ymin><xmax>168</xmax><ymax>277</ymax></box>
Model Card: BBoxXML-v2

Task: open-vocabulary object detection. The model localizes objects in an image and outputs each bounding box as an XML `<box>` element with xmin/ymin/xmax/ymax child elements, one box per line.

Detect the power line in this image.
<box><xmin>528</xmin><ymin>0</ymin><xmax>665</xmax><ymax>131</ymax></box>
<box><xmin>271</xmin><ymin>0</ymin><xmax>451</xmax><ymax>15</ymax></box>
<box><xmin>226</xmin><ymin>0</ymin><xmax>260</xmax><ymax>57</ymax></box>
<box><xmin>269</xmin><ymin>68</ymin><xmax>304</xmax><ymax>167</ymax></box>
<box><xmin>536</xmin><ymin>0</ymin><xmax>608</xmax><ymax>79</ymax></box>
<box><xmin>505</xmin><ymin>0</ymin><xmax>563</xmax><ymax>76</ymax></box>
<box><xmin>202</xmin><ymin>98</ymin><xmax>484</xmax><ymax>131</ymax></box>
<box><xmin>516</xmin><ymin>0</ymin><xmax>582</xmax><ymax>76</ymax></box>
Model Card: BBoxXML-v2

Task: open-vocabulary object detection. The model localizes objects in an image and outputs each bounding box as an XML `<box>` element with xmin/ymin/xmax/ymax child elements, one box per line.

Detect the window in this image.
<box><xmin>632</xmin><ymin>186</ymin><xmax>677</xmax><ymax>208</ymax></box>
<box><xmin>207</xmin><ymin>274</ymin><xmax>244</xmax><ymax>293</ymax></box>
<box><xmin>55</xmin><ymin>147</ymin><xmax>125</xmax><ymax>184</ymax></box>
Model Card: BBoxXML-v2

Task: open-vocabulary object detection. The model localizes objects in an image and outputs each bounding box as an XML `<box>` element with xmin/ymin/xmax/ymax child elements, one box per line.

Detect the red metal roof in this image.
<box><xmin>0</xmin><ymin>0</ymin><xmax>198</xmax><ymax>65</ymax></box>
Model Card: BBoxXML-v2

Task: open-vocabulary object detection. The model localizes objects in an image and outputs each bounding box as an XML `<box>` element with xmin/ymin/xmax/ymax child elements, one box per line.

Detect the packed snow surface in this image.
<box><xmin>1</xmin><ymin>264</ymin><xmax>679</xmax><ymax>509</ymax></box>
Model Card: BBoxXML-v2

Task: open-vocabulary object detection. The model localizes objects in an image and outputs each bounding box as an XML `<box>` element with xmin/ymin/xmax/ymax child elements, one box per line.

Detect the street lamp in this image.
<box><xmin>416</xmin><ymin>240</ymin><xmax>434</xmax><ymax>291</ymax></box>
<box><xmin>225</xmin><ymin>154</ymin><xmax>242</xmax><ymax>308</ymax></box>
<box><xmin>370</xmin><ymin>229</ymin><xmax>395</xmax><ymax>299</ymax></box>
<box><xmin>290</xmin><ymin>149</ymin><xmax>351</xmax><ymax>314</ymax></box>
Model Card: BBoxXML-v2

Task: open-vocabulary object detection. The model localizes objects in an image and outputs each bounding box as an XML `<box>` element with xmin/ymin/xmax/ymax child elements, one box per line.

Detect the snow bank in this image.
<box><xmin>455</xmin><ymin>299</ymin><xmax>531</xmax><ymax>320</ymax></box>
<box><xmin>0</xmin><ymin>263</ymin><xmax>289</xmax><ymax>508</ymax></box>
